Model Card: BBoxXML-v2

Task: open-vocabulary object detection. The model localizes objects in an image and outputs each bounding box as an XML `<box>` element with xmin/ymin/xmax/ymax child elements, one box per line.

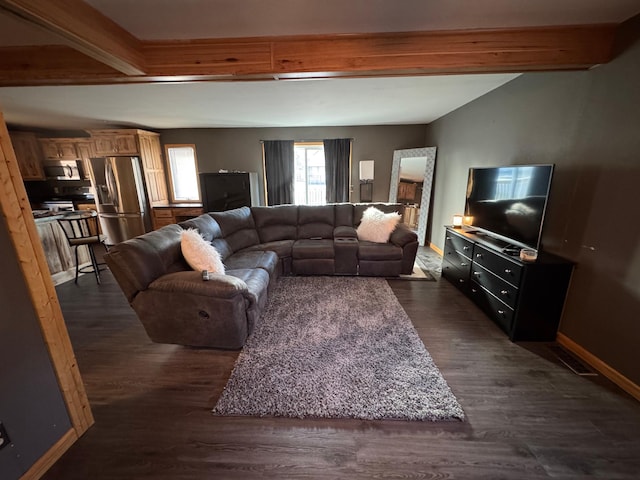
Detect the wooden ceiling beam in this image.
<box><xmin>0</xmin><ymin>0</ymin><xmax>145</xmax><ymax>75</ymax></box>
<box><xmin>0</xmin><ymin>24</ymin><xmax>617</xmax><ymax>86</ymax></box>
<box><xmin>0</xmin><ymin>45</ymin><xmax>123</xmax><ymax>84</ymax></box>
<box><xmin>272</xmin><ymin>25</ymin><xmax>616</xmax><ymax>75</ymax></box>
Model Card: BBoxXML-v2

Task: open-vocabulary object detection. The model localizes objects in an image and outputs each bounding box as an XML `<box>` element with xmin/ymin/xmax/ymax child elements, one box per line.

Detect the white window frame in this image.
<box><xmin>164</xmin><ymin>144</ymin><xmax>201</xmax><ymax>204</ymax></box>
<box><xmin>294</xmin><ymin>142</ymin><xmax>326</xmax><ymax>205</ymax></box>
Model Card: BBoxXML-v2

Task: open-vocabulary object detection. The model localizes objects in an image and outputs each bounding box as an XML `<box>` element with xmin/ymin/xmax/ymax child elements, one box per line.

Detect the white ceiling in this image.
<box><xmin>0</xmin><ymin>0</ymin><xmax>638</xmax><ymax>131</ymax></box>
<box><xmin>85</xmin><ymin>0</ymin><xmax>640</xmax><ymax>40</ymax></box>
<box><xmin>0</xmin><ymin>74</ymin><xmax>519</xmax><ymax>129</ymax></box>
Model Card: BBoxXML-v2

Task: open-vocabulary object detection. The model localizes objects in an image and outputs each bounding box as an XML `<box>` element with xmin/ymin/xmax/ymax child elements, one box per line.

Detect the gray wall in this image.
<box><xmin>425</xmin><ymin>16</ymin><xmax>640</xmax><ymax>384</ymax></box>
<box><xmin>159</xmin><ymin>125</ymin><xmax>427</xmax><ymax>204</ymax></box>
<box><xmin>0</xmin><ymin>217</ymin><xmax>72</xmax><ymax>478</ymax></box>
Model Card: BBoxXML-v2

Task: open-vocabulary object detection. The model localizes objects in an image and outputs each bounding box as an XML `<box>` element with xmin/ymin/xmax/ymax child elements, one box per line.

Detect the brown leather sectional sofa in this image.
<box><xmin>105</xmin><ymin>203</ymin><xmax>418</xmax><ymax>349</ymax></box>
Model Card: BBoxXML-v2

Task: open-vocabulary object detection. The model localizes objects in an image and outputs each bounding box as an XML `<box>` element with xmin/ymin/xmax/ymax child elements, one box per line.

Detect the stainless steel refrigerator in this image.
<box><xmin>89</xmin><ymin>156</ymin><xmax>152</xmax><ymax>245</ymax></box>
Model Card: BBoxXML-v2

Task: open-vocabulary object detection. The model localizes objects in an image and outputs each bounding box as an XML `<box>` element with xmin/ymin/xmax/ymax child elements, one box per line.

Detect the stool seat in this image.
<box><xmin>67</xmin><ymin>234</ymin><xmax>108</xmax><ymax>246</ymax></box>
<box><xmin>57</xmin><ymin>210</ymin><xmax>109</xmax><ymax>284</ymax></box>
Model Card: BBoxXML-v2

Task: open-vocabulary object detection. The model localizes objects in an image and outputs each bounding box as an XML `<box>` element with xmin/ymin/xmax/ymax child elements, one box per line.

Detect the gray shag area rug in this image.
<box><xmin>213</xmin><ymin>277</ymin><xmax>464</xmax><ymax>421</ymax></box>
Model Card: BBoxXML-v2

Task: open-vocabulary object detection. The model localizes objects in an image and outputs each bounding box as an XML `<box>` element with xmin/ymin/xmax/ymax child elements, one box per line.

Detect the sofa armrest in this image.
<box><xmin>390</xmin><ymin>223</ymin><xmax>418</xmax><ymax>247</ymax></box>
<box><xmin>148</xmin><ymin>271</ymin><xmax>248</xmax><ymax>298</ymax></box>
<box><xmin>334</xmin><ymin>225</ymin><xmax>357</xmax><ymax>238</ymax></box>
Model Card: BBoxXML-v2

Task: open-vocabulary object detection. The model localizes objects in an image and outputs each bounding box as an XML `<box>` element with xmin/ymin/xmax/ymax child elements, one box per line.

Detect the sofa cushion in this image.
<box><xmin>135</xmin><ymin>270</ymin><xmax>251</xmax><ymax>349</ymax></box>
<box><xmin>292</xmin><ymin>239</ymin><xmax>334</xmax><ymax>259</ymax></box>
<box><xmin>180</xmin><ymin>228</ymin><xmax>226</xmax><ymax>274</ymax></box>
<box><xmin>225</xmin><ymin>250</ymin><xmax>278</xmax><ymax>278</ymax></box>
<box><xmin>292</xmin><ymin>259</ymin><xmax>335</xmax><ymax>276</ymax></box>
<box><xmin>179</xmin><ymin>214</ymin><xmax>233</xmax><ymax>260</ymax></box>
<box><xmin>179</xmin><ymin>214</ymin><xmax>222</xmax><ymax>242</ymax></box>
<box><xmin>149</xmin><ymin>270</ymin><xmax>247</xmax><ymax>298</ymax></box>
<box><xmin>210</xmin><ymin>238</ymin><xmax>233</xmax><ymax>261</ymax></box>
<box><xmin>226</xmin><ymin>268</ymin><xmax>270</xmax><ymax>308</ymax></box>
<box><xmin>251</xmin><ymin>205</ymin><xmax>298</xmax><ymax>243</ymax></box>
<box><xmin>210</xmin><ymin>207</ymin><xmax>260</xmax><ymax>253</ymax></box>
<box><xmin>243</xmin><ymin>239</ymin><xmax>295</xmax><ymax>259</ymax></box>
<box><xmin>356</xmin><ymin>206</ymin><xmax>401</xmax><ymax>243</ymax></box>
<box><xmin>358</xmin><ymin>260</ymin><xmax>402</xmax><ymax>277</ymax></box>
<box><xmin>297</xmin><ymin>204</ymin><xmax>335</xmax><ymax>239</ymax></box>
<box><xmin>226</xmin><ymin>268</ymin><xmax>270</xmax><ymax>333</ymax></box>
<box><xmin>358</xmin><ymin>241</ymin><xmax>403</xmax><ymax>261</ymax></box>
<box><xmin>334</xmin><ymin>203</ymin><xmax>354</xmax><ymax>227</ymax></box>
<box><xmin>354</xmin><ymin>203</ymin><xmax>403</xmax><ymax>227</ymax></box>
<box><xmin>334</xmin><ymin>225</ymin><xmax>357</xmax><ymax>238</ymax></box>
<box><xmin>104</xmin><ymin>224</ymin><xmax>186</xmax><ymax>302</ymax></box>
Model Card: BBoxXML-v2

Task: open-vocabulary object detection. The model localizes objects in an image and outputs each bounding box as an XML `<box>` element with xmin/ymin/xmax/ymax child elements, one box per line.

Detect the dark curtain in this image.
<box><xmin>323</xmin><ymin>138</ymin><xmax>351</xmax><ymax>203</ymax></box>
<box><xmin>263</xmin><ymin>140</ymin><xmax>294</xmax><ymax>205</ymax></box>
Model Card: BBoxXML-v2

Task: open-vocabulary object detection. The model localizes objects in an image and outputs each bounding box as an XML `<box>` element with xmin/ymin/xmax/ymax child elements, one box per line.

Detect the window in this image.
<box><xmin>164</xmin><ymin>144</ymin><xmax>200</xmax><ymax>203</ymax></box>
<box><xmin>294</xmin><ymin>143</ymin><xmax>325</xmax><ymax>205</ymax></box>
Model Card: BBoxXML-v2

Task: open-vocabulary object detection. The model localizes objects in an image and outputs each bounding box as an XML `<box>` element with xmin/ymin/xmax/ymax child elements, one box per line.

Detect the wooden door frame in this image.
<box><xmin>0</xmin><ymin>111</ymin><xmax>93</xmax><ymax>479</ymax></box>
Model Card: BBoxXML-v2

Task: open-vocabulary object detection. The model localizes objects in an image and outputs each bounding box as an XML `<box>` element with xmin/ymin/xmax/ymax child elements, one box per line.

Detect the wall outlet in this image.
<box><xmin>0</xmin><ymin>421</ymin><xmax>10</xmax><ymax>450</ymax></box>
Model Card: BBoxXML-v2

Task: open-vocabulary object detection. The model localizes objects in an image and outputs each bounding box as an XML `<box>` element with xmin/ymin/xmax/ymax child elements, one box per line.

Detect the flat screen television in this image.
<box><xmin>199</xmin><ymin>172</ymin><xmax>253</xmax><ymax>212</ymax></box>
<box><xmin>463</xmin><ymin>164</ymin><xmax>554</xmax><ymax>251</ymax></box>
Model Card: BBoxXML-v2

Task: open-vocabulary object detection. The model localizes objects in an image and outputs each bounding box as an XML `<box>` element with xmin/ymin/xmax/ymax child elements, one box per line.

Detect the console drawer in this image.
<box><xmin>442</xmin><ymin>258</ymin><xmax>470</xmax><ymax>292</ymax></box>
<box><xmin>473</xmin><ymin>244</ymin><xmax>522</xmax><ymax>285</ymax></box>
<box><xmin>470</xmin><ymin>281</ymin><xmax>515</xmax><ymax>334</ymax></box>
<box><xmin>470</xmin><ymin>263</ymin><xmax>519</xmax><ymax>309</ymax></box>
<box><xmin>444</xmin><ymin>243</ymin><xmax>472</xmax><ymax>270</ymax></box>
<box><xmin>445</xmin><ymin>231</ymin><xmax>473</xmax><ymax>256</ymax></box>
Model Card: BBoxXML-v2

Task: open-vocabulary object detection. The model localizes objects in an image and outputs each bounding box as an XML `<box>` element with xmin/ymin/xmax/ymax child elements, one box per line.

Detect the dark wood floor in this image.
<box><xmin>44</xmin><ymin>255</ymin><xmax>640</xmax><ymax>479</ymax></box>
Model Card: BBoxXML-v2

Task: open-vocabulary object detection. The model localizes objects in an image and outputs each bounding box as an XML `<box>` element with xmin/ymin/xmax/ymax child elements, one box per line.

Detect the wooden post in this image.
<box><xmin>0</xmin><ymin>111</ymin><xmax>93</xmax><ymax>478</ymax></box>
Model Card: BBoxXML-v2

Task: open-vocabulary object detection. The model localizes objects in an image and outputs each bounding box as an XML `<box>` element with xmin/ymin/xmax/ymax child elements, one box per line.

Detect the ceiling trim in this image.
<box><xmin>0</xmin><ymin>22</ymin><xmax>617</xmax><ymax>86</ymax></box>
<box><xmin>0</xmin><ymin>0</ymin><xmax>145</xmax><ymax>75</ymax></box>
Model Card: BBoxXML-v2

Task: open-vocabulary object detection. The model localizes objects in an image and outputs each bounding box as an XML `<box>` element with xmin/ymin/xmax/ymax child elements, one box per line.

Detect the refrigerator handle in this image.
<box><xmin>105</xmin><ymin>159</ymin><xmax>120</xmax><ymax>209</ymax></box>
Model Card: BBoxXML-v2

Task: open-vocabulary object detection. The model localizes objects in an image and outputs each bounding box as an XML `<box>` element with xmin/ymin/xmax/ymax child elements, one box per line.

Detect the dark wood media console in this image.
<box><xmin>442</xmin><ymin>227</ymin><xmax>573</xmax><ymax>341</ymax></box>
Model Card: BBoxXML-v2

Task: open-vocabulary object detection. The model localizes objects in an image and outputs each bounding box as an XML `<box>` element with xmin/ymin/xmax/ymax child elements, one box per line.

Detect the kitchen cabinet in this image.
<box><xmin>39</xmin><ymin>138</ymin><xmax>79</xmax><ymax>160</ymax></box>
<box><xmin>9</xmin><ymin>131</ymin><xmax>46</xmax><ymax>180</ymax></box>
<box><xmin>87</xmin><ymin>129</ymin><xmax>169</xmax><ymax>206</ymax></box>
<box><xmin>38</xmin><ymin>137</ymin><xmax>99</xmax><ymax>179</ymax></box>
<box><xmin>74</xmin><ymin>140</ymin><xmax>97</xmax><ymax>180</ymax></box>
<box><xmin>152</xmin><ymin>205</ymin><xmax>204</xmax><ymax>230</ymax></box>
<box><xmin>90</xmin><ymin>130</ymin><xmax>138</xmax><ymax>155</ymax></box>
<box><xmin>138</xmin><ymin>132</ymin><xmax>169</xmax><ymax>206</ymax></box>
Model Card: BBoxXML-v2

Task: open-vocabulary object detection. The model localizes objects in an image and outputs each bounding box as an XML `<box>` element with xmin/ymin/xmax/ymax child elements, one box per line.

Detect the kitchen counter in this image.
<box><xmin>33</xmin><ymin>210</ymin><xmax>92</xmax><ymax>284</ymax></box>
<box><xmin>153</xmin><ymin>203</ymin><xmax>203</xmax><ymax>208</ymax></box>
<box><xmin>33</xmin><ymin>210</ymin><xmax>71</xmax><ymax>222</ymax></box>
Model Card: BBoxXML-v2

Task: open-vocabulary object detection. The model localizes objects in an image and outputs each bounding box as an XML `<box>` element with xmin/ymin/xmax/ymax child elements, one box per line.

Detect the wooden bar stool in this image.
<box><xmin>57</xmin><ymin>210</ymin><xmax>109</xmax><ymax>284</ymax></box>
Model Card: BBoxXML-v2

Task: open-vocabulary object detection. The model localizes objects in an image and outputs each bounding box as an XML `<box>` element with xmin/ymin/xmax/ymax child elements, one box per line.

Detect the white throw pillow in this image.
<box><xmin>356</xmin><ymin>206</ymin><xmax>401</xmax><ymax>243</ymax></box>
<box><xmin>180</xmin><ymin>228</ymin><xmax>225</xmax><ymax>274</ymax></box>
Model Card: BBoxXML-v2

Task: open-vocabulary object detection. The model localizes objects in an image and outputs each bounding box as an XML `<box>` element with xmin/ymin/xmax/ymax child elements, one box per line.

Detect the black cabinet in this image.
<box><xmin>442</xmin><ymin>227</ymin><xmax>573</xmax><ymax>341</ymax></box>
<box><xmin>199</xmin><ymin>172</ymin><xmax>261</xmax><ymax>212</ymax></box>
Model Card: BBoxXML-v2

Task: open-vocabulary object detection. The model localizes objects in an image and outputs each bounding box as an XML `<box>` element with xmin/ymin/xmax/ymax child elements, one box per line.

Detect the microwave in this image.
<box><xmin>43</xmin><ymin>160</ymin><xmax>83</xmax><ymax>180</ymax></box>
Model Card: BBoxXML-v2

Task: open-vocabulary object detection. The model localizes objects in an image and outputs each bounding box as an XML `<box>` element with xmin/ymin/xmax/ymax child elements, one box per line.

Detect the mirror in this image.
<box><xmin>389</xmin><ymin>147</ymin><xmax>437</xmax><ymax>246</ymax></box>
